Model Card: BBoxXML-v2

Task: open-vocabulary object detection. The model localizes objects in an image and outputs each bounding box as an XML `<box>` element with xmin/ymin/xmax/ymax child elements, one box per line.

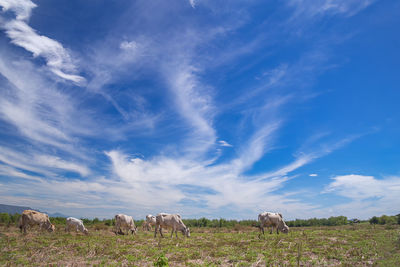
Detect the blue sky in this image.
<box><xmin>0</xmin><ymin>0</ymin><xmax>399</xmax><ymax>220</ymax></box>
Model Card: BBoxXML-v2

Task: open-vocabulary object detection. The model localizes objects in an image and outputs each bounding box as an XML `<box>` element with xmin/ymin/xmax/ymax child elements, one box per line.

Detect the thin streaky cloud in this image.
<box><xmin>0</xmin><ymin>0</ymin><xmax>85</xmax><ymax>84</ymax></box>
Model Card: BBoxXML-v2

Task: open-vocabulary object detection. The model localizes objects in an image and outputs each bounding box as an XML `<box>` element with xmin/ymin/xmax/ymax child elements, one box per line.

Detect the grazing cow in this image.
<box><xmin>65</xmin><ymin>217</ymin><xmax>88</xmax><ymax>235</ymax></box>
<box><xmin>19</xmin><ymin>210</ymin><xmax>55</xmax><ymax>234</ymax></box>
<box><xmin>142</xmin><ymin>214</ymin><xmax>156</xmax><ymax>231</ymax></box>
<box><xmin>258</xmin><ymin>212</ymin><xmax>289</xmax><ymax>236</ymax></box>
<box><xmin>114</xmin><ymin>214</ymin><xmax>137</xmax><ymax>235</ymax></box>
<box><xmin>154</xmin><ymin>213</ymin><xmax>190</xmax><ymax>238</ymax></box>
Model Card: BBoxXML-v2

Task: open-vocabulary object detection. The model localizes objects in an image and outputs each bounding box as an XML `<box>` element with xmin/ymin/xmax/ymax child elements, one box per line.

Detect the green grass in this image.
<box><xmin>0</xmin><ymin>224</ymin><xmax>399</xmax><ymax>266</ymax></box>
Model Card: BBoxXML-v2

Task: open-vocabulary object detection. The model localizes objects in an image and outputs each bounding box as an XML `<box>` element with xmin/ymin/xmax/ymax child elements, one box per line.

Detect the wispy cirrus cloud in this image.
<box><xmin>163</xmin><ymin>63</ymin><xmax>216</xmax><ymax>154</ymax></box>
<box><xmin>0</xmin><ymin>0</ymin><xmax>391</xmax><ymax>221</ymax></box>
<box><xmin>0</xmin><ymin>0</ymin><xmax>85</xmax><ymax>84</ymax></box>
<box><xmin>0</xmin><ymin>146</ymin><xmax>90</xmax><ymax>178</ymax></box>
<box><xmin>288</xmin><ymin>0</ymin><xmax>375</xmax><ymax>18</ymax></box>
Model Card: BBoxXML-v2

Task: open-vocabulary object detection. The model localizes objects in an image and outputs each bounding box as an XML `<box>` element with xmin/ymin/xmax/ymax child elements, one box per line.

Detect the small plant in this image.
<box><xmin>297</xmin><ymin>242</ymin><xmax>302</xmax><ymax>267</ymax></box>
<box><xmin>154</xmin><ymin>253</ymin><xmax>169</xmax><ymax>267</ymax></box>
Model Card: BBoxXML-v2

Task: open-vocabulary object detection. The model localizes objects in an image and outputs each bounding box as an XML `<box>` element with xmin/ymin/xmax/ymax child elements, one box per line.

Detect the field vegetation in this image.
<box><xmin>0</xmin><ymin>215</ymin><xmax>399</xmax><ymax>266</ymax></box>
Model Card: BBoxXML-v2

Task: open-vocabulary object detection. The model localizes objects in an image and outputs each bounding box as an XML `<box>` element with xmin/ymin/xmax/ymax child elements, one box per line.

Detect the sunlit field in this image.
<box><xmin>1</xmin><ymin>223</ymin><xmax>399</xmax><ymax>266</ymax></box>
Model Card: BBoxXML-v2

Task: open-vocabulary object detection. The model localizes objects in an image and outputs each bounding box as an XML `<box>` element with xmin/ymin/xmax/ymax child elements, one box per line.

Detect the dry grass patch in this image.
<box><xmin>0</xmin><ymin>224</ymin><xmax>399</xmax><ymax>266</ymax></box>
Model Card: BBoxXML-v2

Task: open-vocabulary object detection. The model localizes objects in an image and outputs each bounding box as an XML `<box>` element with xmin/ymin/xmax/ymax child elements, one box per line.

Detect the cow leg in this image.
<box><xmin>170</xmin><ymin>228</ymin><xmax>174</xmax><ymax>238</ymax></box>
<box><xmin>154</xmin><ymin>225</ymin><xmax>158</xmax><ymax>237</ymax></box>
<box><xmin>270</xmin><ymin>226</ymin><xmax>273</xmax><ymax>234</ymax></box>
<box><xmin>276</xmin><ymin>227</ymin><xmax>279</xmax><ymax>234</ymax></box>
<box><xmin>160</xmin><ymin>226</ymin><xmax>164</xmax><ymax>238</ymax></box>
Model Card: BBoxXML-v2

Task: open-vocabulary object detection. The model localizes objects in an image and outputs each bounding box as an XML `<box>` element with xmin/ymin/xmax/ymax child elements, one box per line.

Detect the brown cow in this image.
<box><xmin>19</xmin><ymin>210</ymin><xmax>55</xmax><ymax>233</ymax></box>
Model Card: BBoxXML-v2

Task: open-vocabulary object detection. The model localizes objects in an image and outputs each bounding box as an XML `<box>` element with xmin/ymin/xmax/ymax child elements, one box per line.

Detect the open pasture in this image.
<box><xmin>0</xmin><ymin>224</ymin><xmax>399</xmax><ymax>266</ymax></box>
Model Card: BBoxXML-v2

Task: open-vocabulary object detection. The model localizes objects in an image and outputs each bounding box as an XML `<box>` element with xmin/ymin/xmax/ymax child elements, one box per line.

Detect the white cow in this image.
<box><xmin>114</xmin><ymin>214</ymin><xmax>137</xmax><ymax>235</ymax></box>
<box><xmin>142</xmin><ymin>214</ymin><xmax>156</xmax><ymax>231</ymax></box>
<box><xmin>154</xmin><ymin>213</ymin><xmax>190</xmax><ymax>238</ymax></box>
<box><xmin>258</xmin><ymin>212</ymin><xmax>289</xmax><ymax>235</ymax></box>
<box><xmin>65</xmin><ymin>217</ymin><xmax>88</xmax><ymax>235</ymax></box>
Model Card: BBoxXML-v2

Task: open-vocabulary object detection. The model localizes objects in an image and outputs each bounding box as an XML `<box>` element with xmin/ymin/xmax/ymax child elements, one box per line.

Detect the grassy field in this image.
<box><xmin>0</xmin><ymin>223</ymin><xmax>399</xmax><ymax>266</ymax></box>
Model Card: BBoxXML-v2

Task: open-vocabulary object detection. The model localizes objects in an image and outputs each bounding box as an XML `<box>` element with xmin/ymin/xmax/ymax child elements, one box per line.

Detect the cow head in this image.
<box><xmin>83</xmin><ymin>228</ymin><xmax>89</xmax><ymax>235</ymax></box>
<box><xmin>130</xmin><ymin>226</ymin><xmax>138</xmax><ymax>235</ymax></box>
<box><xmin>48</xmin><ymin>223</ymin><xmax>56</xmax><ymax>232</ymax></box>
<box><xmin>280</xmin><ymin>224</ymin><xmax>289</xmax><ymax>234</ymax></box>
<box><xmin>183</xmin><ymin>227</ymin><xmax>190</xmax><ymax>237</ymax></box>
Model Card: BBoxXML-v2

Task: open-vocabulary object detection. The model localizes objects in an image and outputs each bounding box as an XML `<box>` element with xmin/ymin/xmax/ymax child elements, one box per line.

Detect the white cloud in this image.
<box><xmin>0</xmin><ymin>56</ymin><xmax>91</xmax><ymax>153</ymax></box>
<box><xmin>189</xmin><ymin>0</ymin><xmax>195</xmax><ymax>8</ymax></box>
<box><xmin>0</xmin><ymin>0</ymin><xmax>36</xmax><ymax>20</ymax></box>
<box><xmin>35</xmin><ymin>155</ymin><xmax>90</xmax><ymax>177</ymax></box>
<box><xmin>0</xmin><ymin>0</ymin><xmax>85</xmax><ymax>84</ymax></box>
<box><xmin>232</xmin><ymin>122</ymin><xmax>280</xmax><ymax>173</ymax></box>
<box><xmin>164</xmin><ymin>63</ymin><xmax>216</xmax><ymax>154</ymax></box>
<box><xmin>218</xmin><ymin>140</ymin><xmax>232</xmax><ymax>147</ymax></box>
<box><xmin>309</xmin><ymin>173</ymin><xmax>318</xmax><ymax>177</ymax></box>
<box><xmin>321</xmin><ymin>174</ymin><xmax>400</xmax><ymax>218</ymax></box>
<box><xmin>120</xmin><ymin>40</ymin><xmax>138</xmax><ymax>51</ymax></box>
<box><xmin>0</xmin><ymin>147</ymin><xmax>90</xmax><ymax>178</ymax></box>
<box><xmin>101</xmin><ymin>149</ymin><xmax>320</xmax><ymax>218</ymax></box>
<box><xmin>324</xmin><ymin>174</ymin><xmax>386</xmax><ymax>199</ymax></box>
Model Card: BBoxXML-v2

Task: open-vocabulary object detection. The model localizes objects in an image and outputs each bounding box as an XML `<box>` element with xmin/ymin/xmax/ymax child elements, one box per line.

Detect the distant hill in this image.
<box><xmin>0</xmin><ymin>204</ymin><xmax>67</xmax><ymax>217</ymax></box>
<box><xmin>0</xmin><ymin>204</ymin><xmax>32</xmax><ymax>214</ymax></box>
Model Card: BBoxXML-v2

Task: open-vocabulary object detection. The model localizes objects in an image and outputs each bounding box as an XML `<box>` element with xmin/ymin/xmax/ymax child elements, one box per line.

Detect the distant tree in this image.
<box><xmin>369</xmin><ymin>216</ymin><xmax>379</xmax><ymax>225</ymax></box>
<box><xmin>378</xmin><ymin>215</ymin><xmax>396</xmax><ymax>225</ymax></box>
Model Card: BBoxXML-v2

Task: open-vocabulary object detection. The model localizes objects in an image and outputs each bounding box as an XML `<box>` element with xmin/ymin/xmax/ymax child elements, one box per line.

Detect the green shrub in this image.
<box><xmin>0</xmin><ymin>213</ymin><xmax>10</xmax><ymax>224</ymax></box>
<box><xmin>154</xmin><ymin>254</ymin><xmax>169</xmax><ymax>267</ymax></box>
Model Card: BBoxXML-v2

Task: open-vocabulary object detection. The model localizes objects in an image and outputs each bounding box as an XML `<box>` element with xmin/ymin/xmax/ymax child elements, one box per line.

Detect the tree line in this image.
<box><xmin>1</xmin><ymin>213</ymin><xmax>399</xmax><ymax>227</ymax></box>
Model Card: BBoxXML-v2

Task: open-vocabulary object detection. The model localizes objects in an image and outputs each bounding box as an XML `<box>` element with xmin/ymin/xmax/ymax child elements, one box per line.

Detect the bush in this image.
<box><xmin>0</xmin><ymin>213</ymin><xmax>10</xmax><ymax>224</ymax></box>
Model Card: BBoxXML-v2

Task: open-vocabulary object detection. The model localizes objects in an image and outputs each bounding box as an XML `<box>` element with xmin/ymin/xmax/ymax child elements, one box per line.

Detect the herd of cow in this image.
<box><xmin>17</xmin><ymin>210</ymin><xmax>290</xmax><ymax>237</ymax></box>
